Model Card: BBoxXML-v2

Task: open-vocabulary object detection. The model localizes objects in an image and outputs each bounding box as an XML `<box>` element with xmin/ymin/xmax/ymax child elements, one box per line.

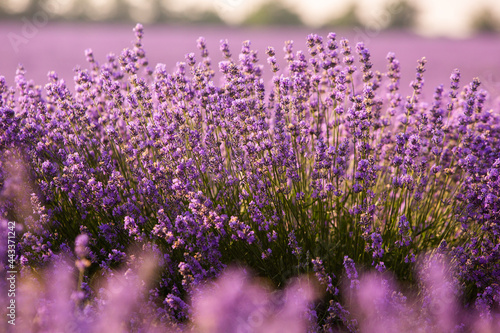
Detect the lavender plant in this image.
<box><xmin>0</xmin><ymin>24</ymin><xmax>499</xmax><ymax>331</ymax></box>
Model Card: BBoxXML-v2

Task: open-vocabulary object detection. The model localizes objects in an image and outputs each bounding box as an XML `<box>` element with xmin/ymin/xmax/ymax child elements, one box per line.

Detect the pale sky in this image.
<box><xmin>2</xmin><ymin>0</ymin><xmax>500</xmax><ymax>37</ymax></box>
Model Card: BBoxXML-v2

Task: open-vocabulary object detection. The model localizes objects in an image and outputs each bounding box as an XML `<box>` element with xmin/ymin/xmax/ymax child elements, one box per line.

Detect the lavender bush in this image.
<box><xmin>0</xmin><ymin>24</ymin><xmax>499</xmax><ymax>331</ymax></box>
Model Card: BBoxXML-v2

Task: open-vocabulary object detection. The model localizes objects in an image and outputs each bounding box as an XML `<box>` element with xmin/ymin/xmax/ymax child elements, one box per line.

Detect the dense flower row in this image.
<box><xmin>0</xmin><ymin>24</ymin><xmax>499</xmax><ymax>331</ymax></box>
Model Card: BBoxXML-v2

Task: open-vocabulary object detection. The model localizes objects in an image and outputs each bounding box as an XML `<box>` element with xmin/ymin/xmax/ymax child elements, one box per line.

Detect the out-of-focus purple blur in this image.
<box><xmin>1</xmin><ymin>22</ymin><xmax>500</xmax><ymax>98</ymax></box>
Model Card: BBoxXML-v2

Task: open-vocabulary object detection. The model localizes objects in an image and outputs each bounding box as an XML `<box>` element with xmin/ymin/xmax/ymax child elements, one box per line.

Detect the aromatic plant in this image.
<box><xmin>0</xmin><ymin>24</ymin><xmax>498</xmax><ymax>331</ymax></box>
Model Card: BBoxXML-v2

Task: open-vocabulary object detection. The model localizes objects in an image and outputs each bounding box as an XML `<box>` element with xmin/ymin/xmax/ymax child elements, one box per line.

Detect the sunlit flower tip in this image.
<box><xmin>416</xmin><ymin>57</ymin><xmax>427</xmax><ymax>73</ymax></box>
<box><xmin>450</xmin><ymin>69</ymin><xmax>461</xmax><ymax>94</ymax></box>
<box><xmin>47</xmin><ymin>70</ymin><xmax>58</xmax><ymax>82</ymax></box>
<box><xmin>185</xmin><ymin>53</ymin><xmax>196</xmax><ymax>66</ymax></box>
<box><xmin>133</xmin><ymin>23</ymin><xmax>144</xmax><ymax>39</ymax></box>
<box><xmin>197</xmin><ymin>36</ymin><xmax>207</xmax><ymax>48</ymax></box>
<box><xmin>306</xmin><ymin>33</ymin><xmax>315</xmax><ymax>47</ymax></box>
<box><xmin>219</xmin><ymin>39</ymin><xmax>231</xmax><ymax>58</ymax></box>
<box><xmin>470</xmin><ymin>77</ymin><xmax>481</xmax><ymax>91</ymax></box>
<box><xmin>265</xmin><ymin>46</ymin><xmax>275</xmax><ymax>57</ymax></box>
<box><xmin>197</xmin><ymin>37</ymin><xmax>209</xmax><ymax>58</ymax></box>
<box><xmin>283</xmin><ymin>40</ymin><xmax>294</xmax><ymax>54</ymax></box>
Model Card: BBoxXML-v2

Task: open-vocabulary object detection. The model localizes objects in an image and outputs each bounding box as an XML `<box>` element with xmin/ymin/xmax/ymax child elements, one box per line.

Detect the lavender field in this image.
<box><xmin>1</xmin><ymin>22</ymin><xmax>499</xmax><ymax>332</ymax></box>
<box><xmin>2</xmin><ymin>22</ymin><xmax>500</xmax><ymax>96</ymax></box>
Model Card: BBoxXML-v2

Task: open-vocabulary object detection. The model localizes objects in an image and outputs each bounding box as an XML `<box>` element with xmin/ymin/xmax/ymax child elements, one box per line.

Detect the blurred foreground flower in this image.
<box><xmin>191</xmin><ymin>268</ymin><xmax>318</xmax><ymax>333</ymax></box>
<box><xmin>1</xmin><ymin>247</ymin><xmax>499</xmax><ymax>332</ymax></box>
<box><xmin>347</xmin><ymin>254</ymin><xmax>500</xmax><ymax>333</ymax></box>
<box><xmin>2</xmin><ymin>257</ymin><xmax>317</xmax><ymax>332</ymax></box>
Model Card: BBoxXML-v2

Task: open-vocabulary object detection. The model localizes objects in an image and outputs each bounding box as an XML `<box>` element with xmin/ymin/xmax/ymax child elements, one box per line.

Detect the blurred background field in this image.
<box><xmin>1</xmin><ymin>0</ymin><xmax>500</xmax><ymax>98</ymax></box>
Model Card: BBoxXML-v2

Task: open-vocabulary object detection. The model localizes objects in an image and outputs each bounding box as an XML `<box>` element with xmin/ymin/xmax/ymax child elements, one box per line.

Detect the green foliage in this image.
<box><xmin>472</xmin><ymin>7</ymin><xmax>500</xmax><ymax>33</ymax></box>
<box><xmin>385</xmin><ymin>0</ymin><xmax>418</xmax><ymax>29</ymax></box>
<box><xmin>243</xmin><ymin>2</ymin><xmax>302</xmax><ymax>26</ymax></box>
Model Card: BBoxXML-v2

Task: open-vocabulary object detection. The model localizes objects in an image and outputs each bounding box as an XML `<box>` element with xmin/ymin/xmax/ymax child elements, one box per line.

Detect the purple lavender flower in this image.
<box><xmin>344</xmin><ymin>256</ymin><xmax>359</xmax><ymax>290</ymax></box>
<box><xmin>395</xmin><ymin>215</ymin><xmax>412</xmax><ymax>247</ymax></box>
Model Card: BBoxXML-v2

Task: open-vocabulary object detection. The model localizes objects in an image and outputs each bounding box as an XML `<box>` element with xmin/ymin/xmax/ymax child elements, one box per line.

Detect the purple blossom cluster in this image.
<box><xmin>1</xmin><ymin>25</ymin><xmax>499</xmax><ymax>330</ymax></box>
